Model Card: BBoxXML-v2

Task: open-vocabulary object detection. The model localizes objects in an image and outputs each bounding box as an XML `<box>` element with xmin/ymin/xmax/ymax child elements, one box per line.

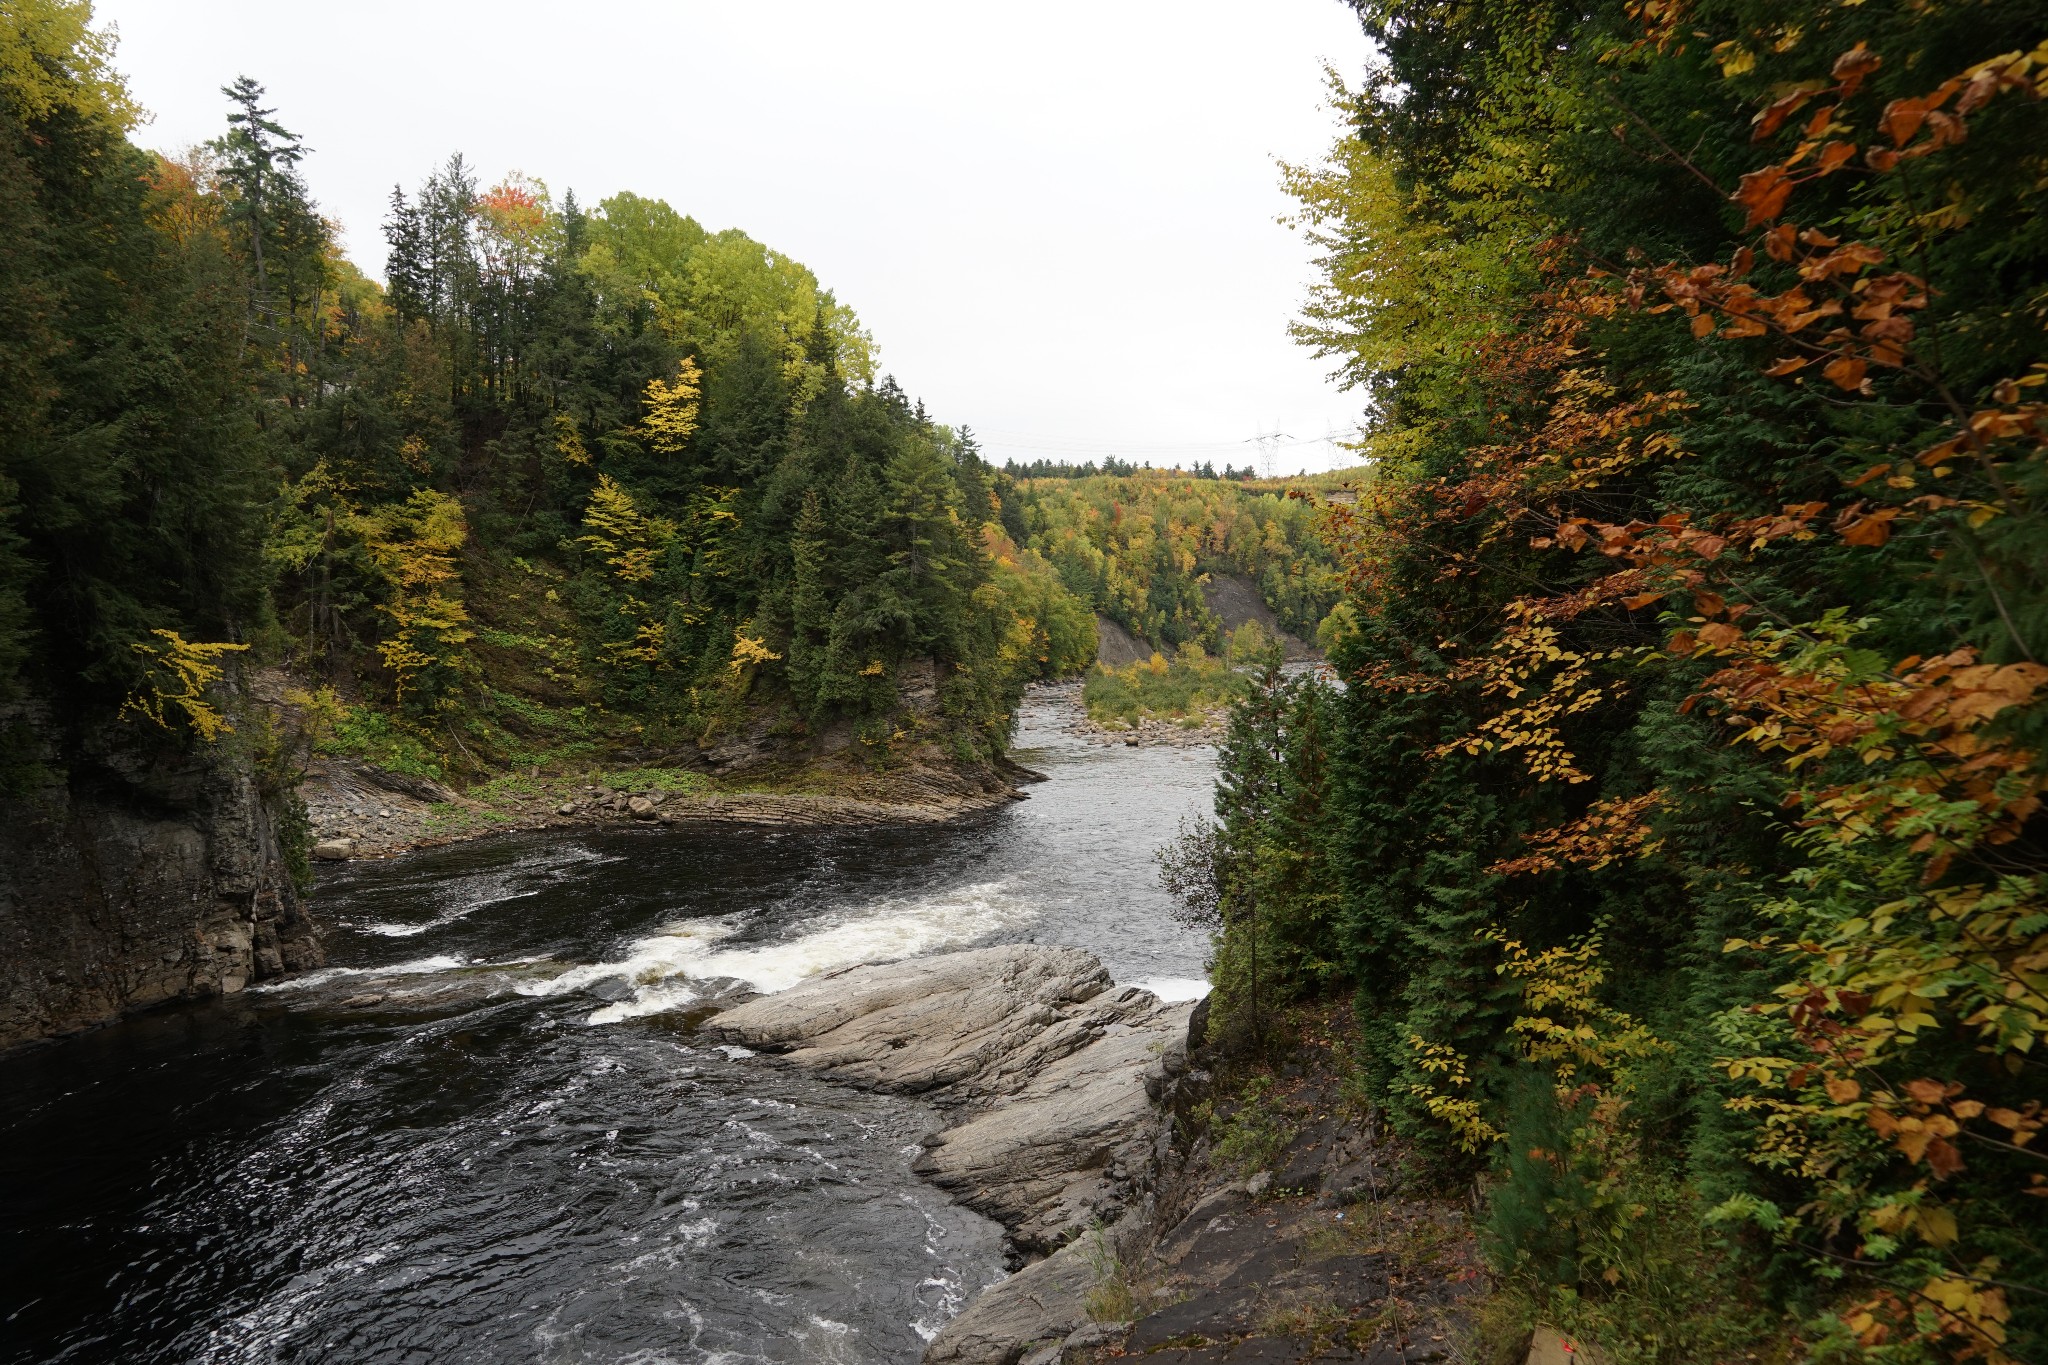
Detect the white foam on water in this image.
<box><xmin>1126</xmin><ymin>976</ymin><xmax>1212</xmax><ymax>1002</ymax></box>
<box><xmin>355</xmin><ymin>887</ymin><xmax>539</xmax><ymax>937</ymax></box>
<box><xmin>348</xmin><ymin>844</ymin><xmax>617</xmax><ymax>939</ymax></box>
<box><xmin>534</xmin><ymin>881</ymin><xmax>1037</xmax><ymax>1023</ymax></box>
<box><xmin>252</xmin><ymin>955</ymin><xmax>471</xmax><ymax>992</ymax></box>
<box><xmin>357</xmin><ymin>921</ymin><xmax>435</xmax><ymax>938</ymax></box>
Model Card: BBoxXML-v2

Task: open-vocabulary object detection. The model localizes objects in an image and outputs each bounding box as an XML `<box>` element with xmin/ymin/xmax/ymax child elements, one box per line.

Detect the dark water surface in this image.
<box><xmin>1</xmin><ymin>695</ymin><xmax>1213</xmax><ymax>1365</ymax></box>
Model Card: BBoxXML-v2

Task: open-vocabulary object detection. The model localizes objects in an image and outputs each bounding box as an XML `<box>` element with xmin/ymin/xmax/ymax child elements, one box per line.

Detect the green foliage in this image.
<box><xmin>593</xmin><ymin>766</ymin><xmax>708</xmax><ymax>796</ymax></box>
<box><xmin>0</xmin><ymin>1</ymin><xmax>137</xmax><ymax>134</ymax></box>
<box><xmin>1200</xmin><ymin>1075</ymin><xmax>1298</xmax><ymax>1177</ymax></box>
<box><xmin>1482</xmin><ymin>1077</ymin><xmax>1762</xmax><ymax>1365</ymax></box>
<box><xmin>299</xmin><ymin>690</ymin><xmax>447</xmax><ymax>782</ymax></box>
<box><xmin>1184</xmin><ymin>653</ymin><xmax>1348</xmax><ymax>1053</ymax></box>
<box><xmin>1008</xmin><ymin>473</ymin><xmax>1338</xmax><ymax>648</ymax></box>
<box><xmin>0</xmin><ymin>5</ymin><xmax>271</xmax><ymax>721</ymax></box>
<box><xmin>982</xmin><ymin>527</ymin><xmax>1098</xmax><ymax>682</ymax></box>
<box><xmin>1199</xmin><ymin>2</ymin><xmax>2048</xmax><ymax>1360</ymax></box>
<box><xmin>275</xmin><ymin>792</ymin><xmax>314</xmax><ymax>897</ymax></box>
<box><xmin>1081</xmin><ymin>644</ymin><xmax>1250</xmax><ymax>727</ymax></box>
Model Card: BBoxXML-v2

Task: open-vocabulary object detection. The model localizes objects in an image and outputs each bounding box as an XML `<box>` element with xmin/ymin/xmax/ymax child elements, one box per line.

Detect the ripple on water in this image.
<box><xmin>0</xmin><ymin>689</ymin><xmax>1210</xmax><ymax>1364</ymax></box>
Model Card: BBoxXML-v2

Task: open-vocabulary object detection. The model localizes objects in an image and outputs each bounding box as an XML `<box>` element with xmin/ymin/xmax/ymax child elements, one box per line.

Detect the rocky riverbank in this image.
<box><xmin>1027</xmin><ymin>679</ymin><xmax>1228</xmax><ymax>749</ymax></box>
<box><xmin>299</xmin><ymin>753</ymin><xmax>1038</xmax><ymax>861</ymax></box>
<box><xmin>701</xmin><ymin>949</ymin><xmax>1487</xmax><ymax>1365</ymax></box>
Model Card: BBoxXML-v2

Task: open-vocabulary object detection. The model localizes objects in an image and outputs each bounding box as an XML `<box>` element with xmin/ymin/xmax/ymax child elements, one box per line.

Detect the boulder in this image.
<box><xmin>924</xmin><ymin>1206</ymin><xmax>1151</xmax><ymax>1365</ymax></box>
<box><xmin>914</xmin><ymin>1008</ymin><xmax>1185</xmax><ymax>1247</ymax></box>
<box><xmin>311</xmin><ymin>838</ymin><xmax>353</xmax><ymax>861</ymax></box>
<box><xmin>710</xmin><ymin>945</ymin><xmax>1113</xmax><ymax>1093</ymax></box>
<box><xmin>708</xmin><ymin>945</ymin><xmax>1193</xmax><ymax>1251</ymax></box>
<box><xmin>923</xmin><ymin>1231</ymin><xmax>1098</xmax><ymax>1365</ymax></box>
<box><xmin>628</xmin><ymin>795</ymin><xmax>656</xmax><ymax>819</ymax></box>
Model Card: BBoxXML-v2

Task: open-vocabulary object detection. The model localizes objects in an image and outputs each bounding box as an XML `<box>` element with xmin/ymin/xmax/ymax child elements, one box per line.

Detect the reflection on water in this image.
<box><xmin>0</xmin><ymin>691</ymin><xmax>1214</xmax><ymax>1364</ymax></box>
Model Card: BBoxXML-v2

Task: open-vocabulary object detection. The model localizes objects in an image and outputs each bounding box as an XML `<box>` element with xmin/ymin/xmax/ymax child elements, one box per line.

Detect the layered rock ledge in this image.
<box><xmin>1</xmin><ymin>693</ymin><xmax>320</xmax><ymax>1050</ymax></box>
<box><xmin>707</xmin><ymin>945</ymin><xmax>1196</xmax><ymax>1255</ymax></box>
<box><xmin>300</xmin><ymin>757</ymin><xmax>1036</xmax><ymax>861</ymax></box>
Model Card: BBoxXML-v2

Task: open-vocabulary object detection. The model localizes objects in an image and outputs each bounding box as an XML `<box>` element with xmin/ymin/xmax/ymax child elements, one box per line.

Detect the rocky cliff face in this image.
<box><xmin>1199</xmin><ymin>574</ymin><xmax>1318</xmax><ymax>661</ymax></box>
<box><xmin>0</xmin><ymin>701</ymin><xmax>322</xmax><ymax>1050</ymax></box>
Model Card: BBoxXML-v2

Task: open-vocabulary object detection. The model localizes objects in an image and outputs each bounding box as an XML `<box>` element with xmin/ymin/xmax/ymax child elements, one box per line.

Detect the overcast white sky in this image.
<box><xmin>96</xmin><ymin>1</ymin><xmax>1374</xmax><ymax>475</ymax></box>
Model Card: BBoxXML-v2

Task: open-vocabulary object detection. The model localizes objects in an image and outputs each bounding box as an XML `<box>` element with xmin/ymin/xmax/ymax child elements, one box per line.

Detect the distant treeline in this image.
<box><xmin>1003</xmin><ymin>474</ymin><xmax>1337</xmax><ymax>649</ymax></box>
<box><xmin>1001</xmin><ymin>457</ymin><xmax>1259</xmax><ymax>481</ymax></box>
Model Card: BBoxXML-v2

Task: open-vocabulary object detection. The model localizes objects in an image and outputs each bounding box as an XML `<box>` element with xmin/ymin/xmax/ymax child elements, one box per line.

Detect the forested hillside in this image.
<box><xmin>1191</xmin><ymin>2</ymin><xmax>2048</xmax><ymax>1360</ymax></box>
<box><xmin>0</xmin><ymin>7</ymin><xmax>271</xmax><ymax>757</ymax></box>
<box><xmin>1002</xmin><ymin>473</ymin><xmax>1340</xmax><ymax>651</ymax></box>
<box><xmin>0</xmin><ymin>1</ymin><xmax>1117</xmax><ymax>803</ymax></box>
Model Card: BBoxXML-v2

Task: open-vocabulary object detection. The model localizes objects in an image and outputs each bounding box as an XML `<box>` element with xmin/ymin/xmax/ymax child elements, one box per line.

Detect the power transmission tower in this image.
<box><xmin>1248</xmin><ymin>424</ymin><xmax>1291</xmax><ymax>479</ymax></box>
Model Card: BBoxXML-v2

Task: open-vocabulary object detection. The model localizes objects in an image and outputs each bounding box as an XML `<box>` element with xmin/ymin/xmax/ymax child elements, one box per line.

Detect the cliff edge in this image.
<box><xmin>0</xmin><ymin>699</ymin><xmax>321</xmax><ymax>1050</ymax></box>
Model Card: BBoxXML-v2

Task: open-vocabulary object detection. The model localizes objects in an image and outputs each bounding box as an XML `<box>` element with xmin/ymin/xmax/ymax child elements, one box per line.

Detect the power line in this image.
<box><xmin>1248</xmin><ymin>423</ymin><xmax>1292</xmax><ymax>480</ymax></box>
<box><xmin>977</xmin><ymin>426</ymin><xmax>1359</xmax><ymax>460</ymax></box>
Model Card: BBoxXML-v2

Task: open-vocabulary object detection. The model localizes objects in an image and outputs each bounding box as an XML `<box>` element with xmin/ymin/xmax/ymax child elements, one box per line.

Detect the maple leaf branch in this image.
<box><xmin>1605</xmin><ymin>93</ymin><xmax>1731</xmax><ymax>199</ymax></box>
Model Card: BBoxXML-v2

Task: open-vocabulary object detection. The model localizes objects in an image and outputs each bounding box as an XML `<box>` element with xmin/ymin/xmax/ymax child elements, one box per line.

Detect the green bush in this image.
<box><xmin>1481</xmin><ymin>1076</ymin><xmax>1765</xmax><ymax>1365</ymax></box>
<box><xmin>1202</xmin><ymin>1075</ymin><xmax>1298</xmax><ymax>1176</ymax></box>
<box><xmin>303</xmin><ymin>690</ymin><xmax>447</xmax><ymax>781</ymax></box>
<box><xmin>1082</xmin><ymin>644</ymin><xmax>1251</xmax><ymax>726</ymax></box>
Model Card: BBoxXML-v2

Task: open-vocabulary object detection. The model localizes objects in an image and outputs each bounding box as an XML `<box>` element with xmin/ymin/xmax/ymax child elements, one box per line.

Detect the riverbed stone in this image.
<box><xmin>707</xmin><ymin>945</ymin><xmax>1195</xmax><ymax>1255</ymax></box>
<box><xmin>706</xmin><ymin>945</ymin><xmax>1116</xmax><ymax>1092</ymax></box>
<box><xmin>914</xmin><ymin>1000</ymin><xmax>1191</xmax><ymax>1247</ymax></box>
<box><xmin>924</xmin><ymin>1231</ymin><xmax>1097</xmax><ymax>1365</ymax></box>
<box><xmin>312</xmin><ymin>838</ymin><xmax>353</xmax><ymax>861</ymax></box>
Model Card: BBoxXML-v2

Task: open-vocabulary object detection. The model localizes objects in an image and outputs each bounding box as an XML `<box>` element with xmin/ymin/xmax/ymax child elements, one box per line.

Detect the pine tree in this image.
<box><xmin>213</xmin><ymin>78</ymin><xmax>303</xmax><ymax>285</ymax></box>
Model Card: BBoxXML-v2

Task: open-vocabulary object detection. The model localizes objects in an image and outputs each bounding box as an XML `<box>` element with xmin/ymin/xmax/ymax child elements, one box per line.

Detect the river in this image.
<box><xmin>0</xmin><ymin>692</ymin><xmax>1216</xmax><ymax>1365</ymax></box>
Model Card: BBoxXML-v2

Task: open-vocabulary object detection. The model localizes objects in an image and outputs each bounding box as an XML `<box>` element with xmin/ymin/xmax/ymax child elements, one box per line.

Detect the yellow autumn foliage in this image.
<box><xmin>120</xmin><ymin>630</ymin><xmax>249</xmax><ymax>742</ymax></box>
<box><xmin>0</xmin><ymin>0</ymin><xmax>139</xmax><ymax>132</ymax></box>
<box><xmin>640</xmin><ymin>359</ymin><xmax>702</xmax><ymax>456</ymax></box>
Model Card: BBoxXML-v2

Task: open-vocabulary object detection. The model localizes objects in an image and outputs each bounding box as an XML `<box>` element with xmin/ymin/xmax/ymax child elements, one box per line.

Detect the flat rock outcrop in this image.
<box><xmin>707</xmin><ymin>943</ymin><xmax>1194</xmax><ymax>1246</ymax></box>
<box><xmin>298</xmin><ymin>759</ymin><xmax>1039</xmax><ymax>860</ymax></box>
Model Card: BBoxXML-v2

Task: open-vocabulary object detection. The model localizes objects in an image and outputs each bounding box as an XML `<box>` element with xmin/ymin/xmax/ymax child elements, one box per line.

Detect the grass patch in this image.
<box><xmin>1196</xmin><ymin>1074</ymin><xmax>1298</xmax><ymax>1178</ymax></box>
<box><xmin>463</xmin><ymin>772</ymin><xmax>547</xmax><ymax>807</ymax></box>
<box><xmin>1257</xmin><ymin>1287</ymin><xmax>1390</xmax><ymax>1353</ymax></box>
<box><xmin>1082</xmin><ymin>645</ymin><xmax>1250</xmax><ymax>727</ymax></box>
<box><xmin>1082</xmin><ymin>1224</ymin><xmax>1170</xmax><ymax>1326</ymax></box>
<box><xmin>485</xmin><ymin>688</ymin><xmax>593</xmax><ymax>735</ymax></box>
<box><xmin>597</xmin><ymin>767</ymin><xmax>710</xmax><ymax>796</ymax></box>
<box><xmin>298</xmin><ymin>690</ymin><xmax>448</xmax><ymax>780</ymax></box>
<box><xmin>1082</xmin><ymin>1224</ymin><xmax>1134</xmax><ymax>1323</ymax></box>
